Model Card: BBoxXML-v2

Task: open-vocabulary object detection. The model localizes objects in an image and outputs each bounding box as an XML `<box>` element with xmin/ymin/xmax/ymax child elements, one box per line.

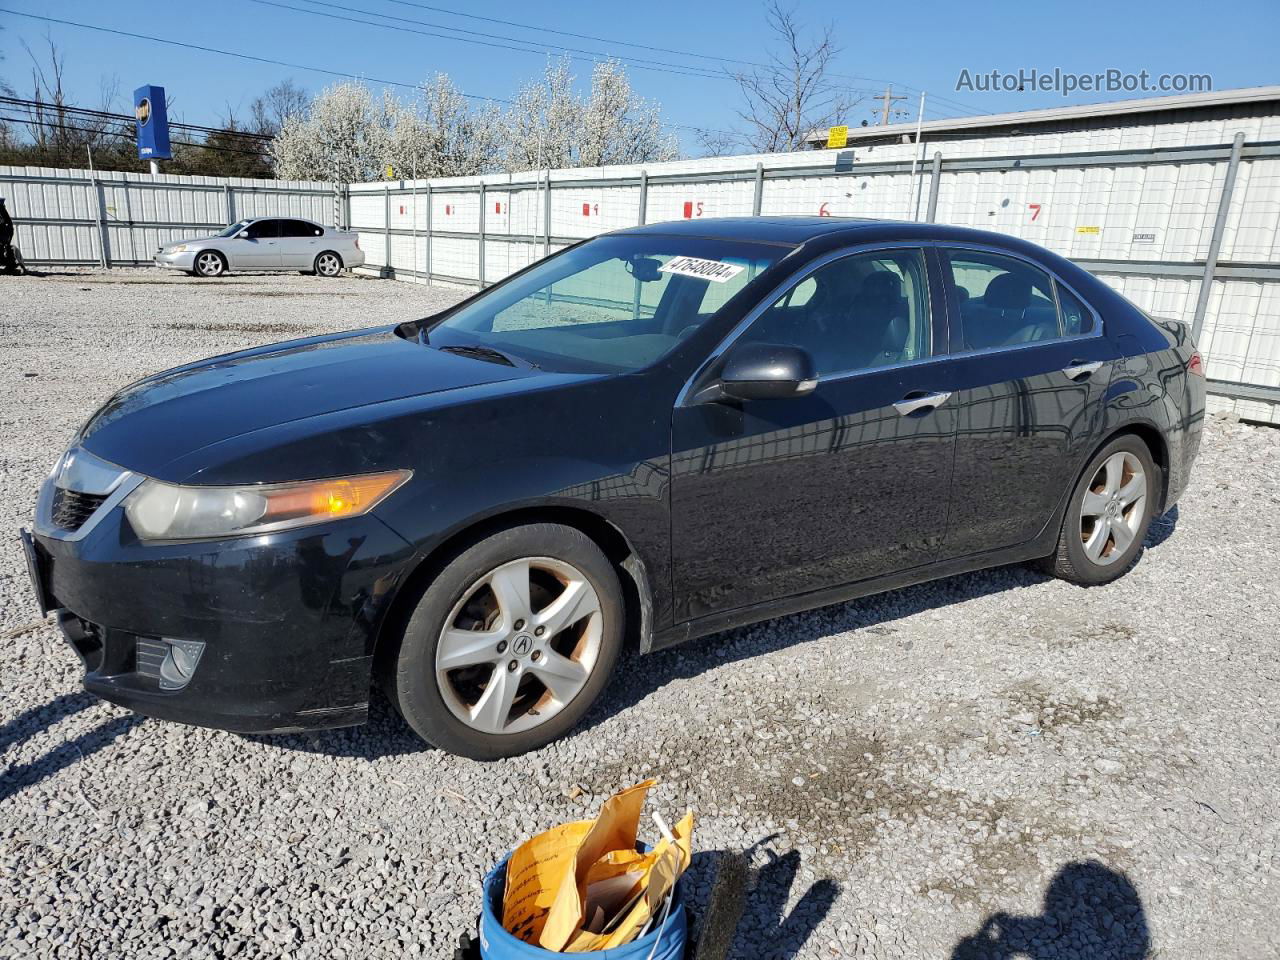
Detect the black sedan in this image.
<box><xmin>23</xmin><ymin>218</ymin><xmax>1204</xmax><ymax>759</ymax></box>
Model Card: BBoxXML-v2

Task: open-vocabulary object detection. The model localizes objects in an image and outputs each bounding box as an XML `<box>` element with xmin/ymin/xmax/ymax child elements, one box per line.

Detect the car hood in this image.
<box><xmin>79</xmin><ymin>328</ymin><xmax>533</xmax><ymax>476</ymax></box>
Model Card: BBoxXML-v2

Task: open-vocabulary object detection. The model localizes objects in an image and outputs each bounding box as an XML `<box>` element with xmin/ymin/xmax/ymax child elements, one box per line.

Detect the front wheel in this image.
<box><xmin>193</xmin><ymin>251</ymin><xmax>227</xmax><ymax>278</ymax></box>
<box><xmin>1042</xmin><ymin>435</ymin><xmax>1157</xmax><ymax>585</ymax></box>
<box><xmin>392</xmin><ymin>523</ymin><xmax>624</xmax><ymax>759</ymax></box>
<box><xmin>314</xmin><ymin>251</ymin><xmax>343</xmax><ymax>277</ymax></box>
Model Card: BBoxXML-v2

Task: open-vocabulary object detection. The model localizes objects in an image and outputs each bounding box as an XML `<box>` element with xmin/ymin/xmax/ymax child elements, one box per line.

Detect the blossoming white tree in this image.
<box><xmin>269</xmin><ymin>62</ymin><xmax>679</xmax><ymax>183</ymax></box>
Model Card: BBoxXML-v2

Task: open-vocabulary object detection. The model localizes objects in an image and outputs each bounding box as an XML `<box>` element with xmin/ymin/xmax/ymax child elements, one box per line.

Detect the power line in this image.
<box><xmin>0</xmin><ymin>95</ymin><xmax>273</xmax><ymax>141</ymax></box>
<box><xmin>368</xmin><ymin>0</ymin><xmax>989</xmax><ymax>115</ymax></box>
<box><xmin>0</xmin><ymin>8</ymin><xmax>741</xmax><ymax>138</ymax></box>
<box><xmin>256</xmin><ymin>0</ymin><xmax>731</xmax><ymax>82</ymax></box>
<box><xmin>0</xmin><ymin>113</ymin><xmax>271</xmax><ymax>158</ymax></box>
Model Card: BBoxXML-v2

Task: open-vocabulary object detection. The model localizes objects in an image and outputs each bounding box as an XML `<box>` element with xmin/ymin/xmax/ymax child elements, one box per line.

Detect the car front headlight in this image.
<box><xmin>124</xmin><ymin>470</ymin><xmax>412</xmax><ymax>541</ymax></box>
<box><xmin>169</xmin><ymin>244</ymin><xmax>188</xmax><ymax>253</ymax></box>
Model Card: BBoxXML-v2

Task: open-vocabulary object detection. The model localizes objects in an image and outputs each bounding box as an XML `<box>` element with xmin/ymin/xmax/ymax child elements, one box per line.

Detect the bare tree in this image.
<box><xmin>250</xmin><ymin>79</ymin><xmax>309</xmax><ymax>138</ymax></box>
<box><xmin>19</xmin><ymin>36</ymin><xmax>125</xmax><ymax>163</ymax></box>
<box><xmin>732</xmin><ymin>2</ymin><xmax>859</xmax><ymax>152</ymax></box>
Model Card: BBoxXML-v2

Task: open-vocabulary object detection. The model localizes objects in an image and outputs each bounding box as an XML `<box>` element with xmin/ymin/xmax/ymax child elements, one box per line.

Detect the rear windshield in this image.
<box><xmin>425</xmin><ymin>235</ymin><xmax>791</xmax><ymax>373</ymax></box>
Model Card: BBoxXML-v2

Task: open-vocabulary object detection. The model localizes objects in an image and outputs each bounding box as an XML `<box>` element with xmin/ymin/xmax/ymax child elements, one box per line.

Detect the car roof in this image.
<box><xmin>611</xmin><ymin>216</ymin><xmax>1034</xmax><ymax>249</ymax></box>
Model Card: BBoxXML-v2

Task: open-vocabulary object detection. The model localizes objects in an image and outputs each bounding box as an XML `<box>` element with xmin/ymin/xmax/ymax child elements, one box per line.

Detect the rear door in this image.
<box><xmin>938</xmin><ymin>246</ymin><xmax>1119</xmax><ymax>558</ymax></box>
<box><xmin>229</xmin><ymin>219</ymin><xmax>281</xmax><ymax>270</ymax></box>
<box><xmin>278</xmin><ymin>219</ymin><xmax>323</xmax><ymax>268</ymax></box>
<box><xmin>670</xmin><ymin>246</ymin><xmax>956</xmax><ymax>622</ymax></box>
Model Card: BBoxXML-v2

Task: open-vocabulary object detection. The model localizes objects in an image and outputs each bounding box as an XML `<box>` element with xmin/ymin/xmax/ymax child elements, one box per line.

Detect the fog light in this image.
<box><xmin>158</xmin><ymin>639</ymin><xmax>206</xmax><ymax>691</ymax></box>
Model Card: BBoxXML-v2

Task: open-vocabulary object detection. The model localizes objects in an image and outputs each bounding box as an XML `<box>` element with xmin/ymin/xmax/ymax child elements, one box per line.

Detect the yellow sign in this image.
<box><xmin>1076</xmin><ymin>225</ymin><xmax>1100</xmax><ymax>234</ymax></box>
<box><xmin>827</xmin><ymin>125</ymin><xmax>849</xmax><ymax>149</ymax></box>
<box><xmin>385</xmin><ymin>164</ymin><xmax>395</xmax><ymax>180</ymax></box>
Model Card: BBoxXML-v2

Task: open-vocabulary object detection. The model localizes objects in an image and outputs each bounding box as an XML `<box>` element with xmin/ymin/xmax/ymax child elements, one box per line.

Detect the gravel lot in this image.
<box><xmin>2</xmin><ymin>269</ymin><xmax>1279</xmax><ymax>960</ymax></box>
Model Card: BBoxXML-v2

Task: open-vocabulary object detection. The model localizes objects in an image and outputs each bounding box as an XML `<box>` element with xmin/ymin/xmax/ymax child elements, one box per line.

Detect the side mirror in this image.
<box><xmin>702</xmin><ymin>342</ymin><xmax>817</xmax><ymax>402</ymax></box>
<box><xmin>237</xmin><ymin>230</ymin><xmax>250</xmax><ymax>239</ymax></box>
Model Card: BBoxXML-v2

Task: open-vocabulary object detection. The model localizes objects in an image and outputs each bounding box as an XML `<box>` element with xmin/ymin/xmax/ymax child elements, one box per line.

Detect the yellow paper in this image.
<box><xmin>538</xmin><ymin>779</ymin><xmax>657</xmax><ymax>950</ymax></box>
<box><xmin>565</xmin><ymin>810</ymin><xmax>694</xmax><ymax>952</ymax></box>
<box><xmin>501</xmin><ymin>819</ymin><xmax>594</xmax><ymax>943</ymax></box>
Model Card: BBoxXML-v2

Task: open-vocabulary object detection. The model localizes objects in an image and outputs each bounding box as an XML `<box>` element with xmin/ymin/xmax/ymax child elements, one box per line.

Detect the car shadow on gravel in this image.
<box><xmin>950</xmin><ymin>860</ymin><xmax>1149</xmax><ymax>960</ymax></box>
<box><xmin>252</xmin><ymin>511</ymin><xmax>1181</xmax><ymax>760</ymax></box>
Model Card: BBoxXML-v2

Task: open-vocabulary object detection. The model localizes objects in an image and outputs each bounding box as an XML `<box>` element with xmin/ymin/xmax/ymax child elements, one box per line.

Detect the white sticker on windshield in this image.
<box><xmin>658</xmin><ymin>256</ymin><xmax>746</xmax><ymax>284</ymax></box>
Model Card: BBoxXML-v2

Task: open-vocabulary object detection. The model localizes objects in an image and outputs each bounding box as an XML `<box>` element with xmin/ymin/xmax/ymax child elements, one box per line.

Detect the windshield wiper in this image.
<box><xmin>436</xmin><ymin>343</ymin><xmax>533</xmax><ymax>368</ymax></box>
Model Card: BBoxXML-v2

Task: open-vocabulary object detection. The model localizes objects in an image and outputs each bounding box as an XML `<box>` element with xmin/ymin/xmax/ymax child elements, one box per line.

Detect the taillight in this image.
<box><xmin>1187</xmin><ymin>351</ymin><xmax>1204</xmax><ymax>377</ymax></box>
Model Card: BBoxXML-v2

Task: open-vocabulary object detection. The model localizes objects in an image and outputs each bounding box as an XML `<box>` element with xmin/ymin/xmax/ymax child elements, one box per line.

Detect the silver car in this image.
<box><xmin>154</xmin><ymin>217</ymin><xmax>366</xmax><ymax>278</ymax></box>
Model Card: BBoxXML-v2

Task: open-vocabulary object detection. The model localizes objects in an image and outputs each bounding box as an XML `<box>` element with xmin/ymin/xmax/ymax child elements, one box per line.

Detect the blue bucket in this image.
<box><xmin>478</xmin><ymin>852</ymin><xmax>687</xmax><ymax>960</ymax></box>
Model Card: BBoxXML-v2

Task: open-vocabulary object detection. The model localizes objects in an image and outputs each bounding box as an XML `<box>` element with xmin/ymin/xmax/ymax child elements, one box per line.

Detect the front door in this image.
<box><xmin>228</xmin><ymin>219</ymin><xmax>281</xmax><ymax>270</ymax></box>
<box><xmin>671</xmin><ymin>246</ymin><xmax>957</xmax><ymax>623</ymax></box>
<box><xmin>938</xmin><ymin>247</ymin><xmax>1119</xmax><ymax>558</ymax></box>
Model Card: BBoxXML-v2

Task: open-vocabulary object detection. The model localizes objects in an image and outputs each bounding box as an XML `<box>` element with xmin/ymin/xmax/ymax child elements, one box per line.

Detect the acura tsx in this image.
<box><xmin>23</xmin><ymin>218</ymin><xmax>1204</xmax><ymax>759</ymax></box>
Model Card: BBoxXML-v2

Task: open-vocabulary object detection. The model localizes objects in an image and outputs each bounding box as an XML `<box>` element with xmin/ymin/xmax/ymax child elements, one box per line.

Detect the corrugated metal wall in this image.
<box><xmin>349</xmin><ymin>118</ymin><xmax>1280</xmax><ymax>422</ymax></box>
<box><xmin>0</xmin><ymin>165</ymin><xmax>338</xmax><ymax>266</ymax></box>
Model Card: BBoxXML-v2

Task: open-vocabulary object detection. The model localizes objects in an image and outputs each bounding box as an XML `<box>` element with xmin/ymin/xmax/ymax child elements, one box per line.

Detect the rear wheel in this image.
<box><xmin>1043</xmin><ymin>435</ymin><xmax>1157</xmax><ymax>585</ymax></box>
<box><xmin>392</xmin><ymin>523</ymin><xmax>623</xmax><ymax>759</ymax></box>
<box><xmin>314</xmin><ymin>251</ymin><xmax>343</xmax><ymax>277</ymax></box>
<box><xmin>193</xmin><ymin>251</ymin><xmax>227</xmax><ymax>278</ymax></box>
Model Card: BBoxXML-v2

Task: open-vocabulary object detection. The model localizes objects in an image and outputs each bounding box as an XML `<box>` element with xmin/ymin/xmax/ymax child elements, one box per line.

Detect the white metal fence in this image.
<box><xmin>0</xmin><ymin>165</ymin><xmax>339</xmax><ymax>267</ymax></box>
<box><xmin>346</xmin><ymin>122</ymin><xmax>1280</xmax><ymax>423</ymax></box>
<box><xmin>3</xmin><ymin>117</ymin><xmax>1279</xmax><ymax>421</ymax></box>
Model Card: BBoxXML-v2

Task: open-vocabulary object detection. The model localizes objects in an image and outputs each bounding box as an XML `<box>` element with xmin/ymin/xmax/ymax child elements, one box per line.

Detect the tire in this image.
<box><xmin>392</xmin><ymin>523</ymin><xmax>624</xmax><ymax>759</ymax></box>
<box><xmin>1042</xmin><ymin>434</ymin><xmax>1158</xmax><ymax>585</ymax></box>
<box><xmin>193</xmin><ymin>250</ymin><xmax>227</xmax><ymax>278</ymax></box>
<box><xmin>314</xmin><ymin>251</ymin><xmax>343</xmax><ymax>277</ymax></box>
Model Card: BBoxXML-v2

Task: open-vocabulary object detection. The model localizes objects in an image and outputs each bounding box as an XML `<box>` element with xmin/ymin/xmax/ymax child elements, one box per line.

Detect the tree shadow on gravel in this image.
<box><xmin>0</xmin><ymin>713</ymin><xmax>143</xmax><ymax>803</ymax></box>
<box><xmin>950</xmin><ymin>860</ymin><xmax>1149</xmax><ymax>960</ymax></box>
<box><xmin>0</xmin><ymin>691</ymin><xmax>98</xmax><ymax>755</ymax></box>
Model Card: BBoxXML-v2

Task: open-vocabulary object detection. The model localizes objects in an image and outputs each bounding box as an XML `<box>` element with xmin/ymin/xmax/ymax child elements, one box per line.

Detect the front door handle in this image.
<box><xmin>1062</xmin><ymin>360</ymin><xmax>1103</xmax><ymax>380</ymax></box>
<box><xmin>893</xmin><ymin>390</ymin><xmax>951</xmax><ymax>416</ymax></box>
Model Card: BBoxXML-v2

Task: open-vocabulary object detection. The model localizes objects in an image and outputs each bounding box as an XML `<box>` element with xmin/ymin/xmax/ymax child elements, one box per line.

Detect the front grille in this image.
<box><xmin>51</xmin><ymin>488</ymin><xmax>109</xmax><ymax>531</ymax></box>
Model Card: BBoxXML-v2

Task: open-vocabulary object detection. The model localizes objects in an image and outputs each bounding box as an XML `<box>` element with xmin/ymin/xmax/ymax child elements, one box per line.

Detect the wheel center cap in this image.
<box><xmin>512</xmin><ymin>634</ymin><xmax>533</xmax><ymax>657</ymax></box>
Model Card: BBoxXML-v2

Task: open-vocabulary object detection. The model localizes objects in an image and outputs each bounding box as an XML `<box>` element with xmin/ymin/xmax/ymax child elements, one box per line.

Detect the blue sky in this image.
<box><xmin>1</xmin><ymin>0</ymin><xmax>1275</xmax><ymax>151</ymax></box>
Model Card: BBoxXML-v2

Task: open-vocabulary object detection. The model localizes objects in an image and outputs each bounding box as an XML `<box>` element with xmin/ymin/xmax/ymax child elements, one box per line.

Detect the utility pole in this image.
<box><xmin>877</xmin><ymin>84</ymin><xmax>908</xmax><ymax>126</ymax></box>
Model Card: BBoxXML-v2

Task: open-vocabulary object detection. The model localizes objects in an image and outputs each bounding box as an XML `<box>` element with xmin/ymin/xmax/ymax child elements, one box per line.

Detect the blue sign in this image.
<box><xmin>134</xmin><ymin>85</ymin><xmax>172</xmax><ymax>160</ymax></box>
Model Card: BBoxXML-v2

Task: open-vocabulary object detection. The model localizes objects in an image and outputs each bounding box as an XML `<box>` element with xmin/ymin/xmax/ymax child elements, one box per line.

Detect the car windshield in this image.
<box><xmin>425</xmin><ymin>235</ymin><xmax>791</xmax><ymax>373</ymax></box>
<box><xmin>216</xmin><ymin>220</ymin><xmax>250</xmax><ymax>238</ymax></box>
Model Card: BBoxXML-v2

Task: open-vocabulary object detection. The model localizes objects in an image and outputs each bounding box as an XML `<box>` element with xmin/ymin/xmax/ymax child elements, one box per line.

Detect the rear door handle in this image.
<box><xmin>893</xmin><ymin>390</ymin><xmax>951</xmax><ymax>416</ymax></box>
<box><xmin>1062</xmin><ymin>360</ymin><xmax>1103</xmax><ymax>380</ymax></box>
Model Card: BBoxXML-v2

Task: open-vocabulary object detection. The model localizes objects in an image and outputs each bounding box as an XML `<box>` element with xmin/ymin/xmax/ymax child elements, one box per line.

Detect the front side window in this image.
<box><xmin>738</xmin><ymin>248</ymin><xmax>933</xmax><ymax>377</ymax></box>
<box><xmin>945</xmin><ymin>250</ymin><xmax>1063</xmax><ymax>349</ymax></box>
<box><xmin>428</xmin><ymin>235</ymin><xmax>787</xmax><ymax>373</ymax></box>
<box><xmin>217</xmin><ymin>220</ymin><xmax>250</xmax><ymax>238</ymax></box>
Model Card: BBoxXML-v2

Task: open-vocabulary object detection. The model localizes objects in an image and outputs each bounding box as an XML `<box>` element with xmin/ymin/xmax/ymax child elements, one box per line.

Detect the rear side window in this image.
<box><xmin>244</xmin><ymin>220</ymin><xmax>279</xmax><ymax>240</ymax></box>
<box><xmin>1056</xmin><ymin>282</ymin><xmax>1095</xmax><ymax>336</ymax></box>
<box><xmin>280</xmin><ymin>219</ymin><xmax>323</xmax><ymax>238</ymax></box>
<box><xmin>945</xmin><ymin>250</ymin><xmax>1060</xmax><ymax>350</ymax></box>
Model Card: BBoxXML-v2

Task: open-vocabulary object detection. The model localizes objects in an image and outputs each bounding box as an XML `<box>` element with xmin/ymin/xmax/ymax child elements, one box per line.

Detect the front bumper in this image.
<box><xmin>28</xmin><ymin>502</ymin><xmax>416</xmax><ymax>734</ymax></box>
<box><xmin>154</xmin><ymin>248</ymin><xmax>197</xmax><ymax>270</ymax></box>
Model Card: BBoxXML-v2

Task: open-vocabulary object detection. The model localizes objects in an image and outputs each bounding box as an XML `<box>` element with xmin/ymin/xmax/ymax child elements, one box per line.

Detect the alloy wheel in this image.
<box><xmin>434</xmin><ymin>557</ymin><xmax>603</xmax><ymax>736</ymax></box>
<box><xmin>317</xmin><ymin>253</ymin><xmax>341</xmax><ymax>276</ymax></box>
<box><xmin>1079</xmin><ymin>451</ymin><xmax>1147</xmax><ymax>565</ymax></box>
<box><xmin>196</xmin><ymin>252</ymin><xmax>223</xmax><ymax>277</ymax></box>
